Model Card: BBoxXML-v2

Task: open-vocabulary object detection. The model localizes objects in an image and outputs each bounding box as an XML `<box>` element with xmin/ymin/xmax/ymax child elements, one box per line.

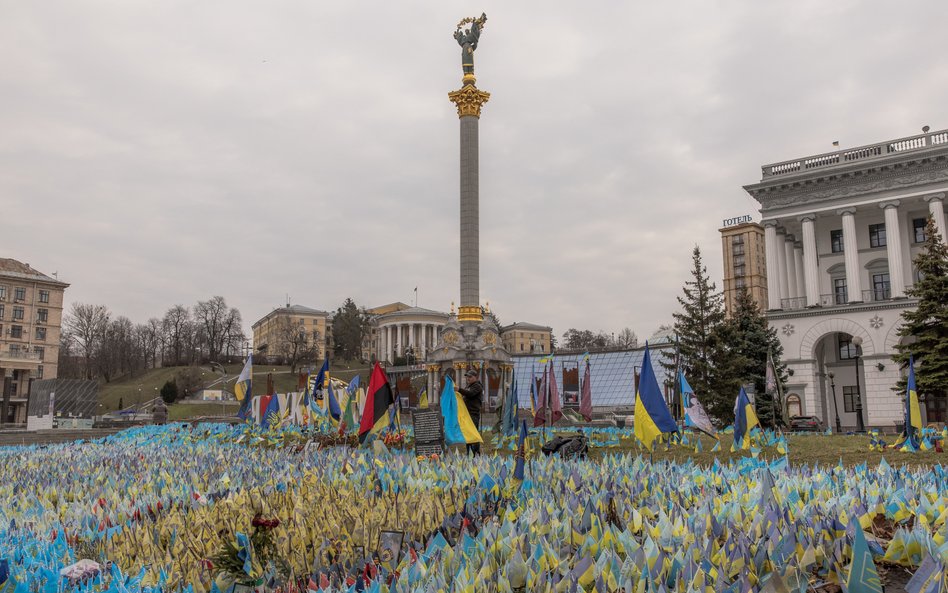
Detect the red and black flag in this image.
<box><xmin>358</xmin><ymin>362</ymin><xmax>396</xmax><ymax>445</ymax></box>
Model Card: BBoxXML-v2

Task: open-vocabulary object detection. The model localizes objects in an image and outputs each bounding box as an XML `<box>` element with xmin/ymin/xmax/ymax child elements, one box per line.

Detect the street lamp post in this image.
<box><xmin>828</xmin><ymin>372</ymin><xmax>842</xmax><ymax>433</ymax></box>
<box><xmin>851</xmin><ymin>336</ymin><xmax>866</xmax><ymax>432</ymax></box>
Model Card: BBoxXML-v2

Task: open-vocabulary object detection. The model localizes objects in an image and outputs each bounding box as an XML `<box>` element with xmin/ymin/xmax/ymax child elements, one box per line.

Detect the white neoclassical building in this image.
<box><xmin>744</xmin><ymin>128</ymin><xmax>948</xmax><ymax>431</ymax></box>
<box><xmin>366</xmin><ymin>302</ymin><xmax>449</xmax><ymax>364</ymax></box>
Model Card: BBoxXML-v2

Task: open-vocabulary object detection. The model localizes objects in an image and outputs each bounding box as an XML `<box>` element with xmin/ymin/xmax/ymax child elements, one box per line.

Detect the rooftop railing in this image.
<box><xmin>762</xmin><ymin>129</ymin><xmax>948</xmax><ymax>178</ymax></box>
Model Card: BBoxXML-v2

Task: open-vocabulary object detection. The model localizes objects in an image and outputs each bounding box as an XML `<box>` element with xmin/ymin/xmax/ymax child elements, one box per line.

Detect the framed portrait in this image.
<box><xmin>377</xmin><ymin>530</ymin><xmax>404</xmax><ymax>571</ymax></box>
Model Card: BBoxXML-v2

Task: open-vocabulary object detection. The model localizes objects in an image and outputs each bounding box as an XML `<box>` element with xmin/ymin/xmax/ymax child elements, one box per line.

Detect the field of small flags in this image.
<box><xmin>1</xmin><ymin>423</ymin><xmax>947</xmax><ymax>593</ymax></box>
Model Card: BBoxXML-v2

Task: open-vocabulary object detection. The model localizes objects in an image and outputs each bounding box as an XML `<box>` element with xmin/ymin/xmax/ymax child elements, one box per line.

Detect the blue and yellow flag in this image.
<box><xmin>633</xmin><ymin>344</ymin><xmax>678</xmax><ymax>448</ymax></box>
<box><xmin>847</xmin><ymin>520</ymin><xmax>883</xmax><ymax>593</ymax></box>
<box><xmin>235</xmin><ymin>354</ymin><xmax>253</xmax><ymax>418</ymax></box>
<box><xmin>440</xmin><ymin>376</ymin><xmax>483</xmax><ymax>445</ymax></box>
<box><xmin>733</xmin><ymin>386</ymin><xmax>760</xmax><ymax>450</ymax></box>
<box><xmin>904</xmin><ymin>356</ymin><xmax>923</xmax><ymax>450</ymax></box>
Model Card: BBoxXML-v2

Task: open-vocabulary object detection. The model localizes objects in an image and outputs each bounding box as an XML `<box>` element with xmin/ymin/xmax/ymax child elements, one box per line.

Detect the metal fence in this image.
<box><xmin>27</xmin><ymin>379</ymin><xmax>99</xmax><ymax>419</ymax></box>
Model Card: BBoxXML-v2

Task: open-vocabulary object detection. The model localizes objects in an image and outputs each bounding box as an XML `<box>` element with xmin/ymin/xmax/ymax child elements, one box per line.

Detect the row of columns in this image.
<box><xmin>765</xmin><ymin>193</ymin><xmax>947</xmax><ymax>310</ymax></box>
<box><xmin>377</xmin><ymin>323</ymin><xmax>443</xmax><ymax>362</ymax></box>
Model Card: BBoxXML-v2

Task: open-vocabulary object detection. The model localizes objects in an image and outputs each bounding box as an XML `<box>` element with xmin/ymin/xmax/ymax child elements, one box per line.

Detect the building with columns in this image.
<box><xmin>744</xmin><ymin>128</ymin><xmax>948</xmax><ymax>430</ymax></box>
<box><xmin>367</xmin><ymin>302</ymin><xmax>449</xmax><ymax>364</ymax></box>
<box><xmin>719</xmin><ymin>221</ymin><xmax>768</xmax><ymax>317</ymax></box>
<box><xmin>500</xmin><ymin>322</ymin><xmax>553</xmax><ymax>354</ymax></box>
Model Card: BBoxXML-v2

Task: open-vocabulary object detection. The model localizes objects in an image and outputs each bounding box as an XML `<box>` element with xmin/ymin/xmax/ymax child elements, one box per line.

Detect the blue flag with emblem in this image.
<box><xmin>847</xmin><ymin>520</ymin><xmax>883</xmax><ymax>593</ymax></box>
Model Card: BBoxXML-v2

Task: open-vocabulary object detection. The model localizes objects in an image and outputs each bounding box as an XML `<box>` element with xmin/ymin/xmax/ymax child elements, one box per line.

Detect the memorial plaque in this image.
<box><xmin>413</xmin><ymin>408</ymin><xmax>444</xmax><ymax>456</ymax></box>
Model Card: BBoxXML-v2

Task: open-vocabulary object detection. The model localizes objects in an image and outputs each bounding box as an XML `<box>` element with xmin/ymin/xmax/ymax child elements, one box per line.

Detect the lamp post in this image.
<box><xmin>851</xmin><ymin>336</ymin><xmax>866</xmax><ymax>432</ymax></box>
<box><xmin>828</xmin><ymin>372</ymin><xmax>842</xmax><ymax>433</ymax></box>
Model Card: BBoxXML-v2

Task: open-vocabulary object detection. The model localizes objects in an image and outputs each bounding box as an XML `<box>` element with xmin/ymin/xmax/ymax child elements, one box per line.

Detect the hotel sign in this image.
<box><xmin>722</xmin><ymin>215</ymin><xmax>754</xmax><ymax>227</ymax></box>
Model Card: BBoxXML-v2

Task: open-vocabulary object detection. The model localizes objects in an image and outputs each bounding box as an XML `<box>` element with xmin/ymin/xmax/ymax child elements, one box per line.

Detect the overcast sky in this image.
<box><xmin>3</xmin><ymin>1</ymin><xmax>947</xmax><ymax>342</ymax></box>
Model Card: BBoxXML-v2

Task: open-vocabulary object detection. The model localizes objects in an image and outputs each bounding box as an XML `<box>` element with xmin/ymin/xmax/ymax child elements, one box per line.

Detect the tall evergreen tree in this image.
<box><xmin>664</xmin><ymin>246</ymin><xmax>740</xmax><ymax>422</ymax></box>
<box><xmin>727</xmin><ymin>287</ymin><xmax>787</xmax><ymax>428</ymax></box>
<box><xmin>894</xmin><ymin>217</ymin><xmax>948</xmax><ymax>403</ymax></box>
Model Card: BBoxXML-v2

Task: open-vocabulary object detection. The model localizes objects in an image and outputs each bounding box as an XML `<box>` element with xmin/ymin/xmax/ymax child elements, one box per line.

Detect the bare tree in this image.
<box><xmin>162</xmin><ymin>305</ymin><xmax>191</xmax><ymax>365</ymax></box>
<box><xmin>615</xmin><ymin>327</ymin><xmax>638</xmax><ymax>349</ymax></box>
<box><xmin>193</xmin><ymin>296</ymin><xmax>242</xmax><ymax>362</ymax></box>
<box><xmin>275</xmin><ymin>317</ymin><xmax>317</xmax><ymax>373</ymax></box>
<box><xmin>63</xmin><ymin>303</ymin><xmax>110</xmax><ymax>379</ymax></box>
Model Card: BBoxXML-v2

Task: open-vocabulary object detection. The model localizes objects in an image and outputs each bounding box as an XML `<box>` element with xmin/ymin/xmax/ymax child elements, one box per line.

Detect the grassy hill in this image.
<box><xmin>95</xmin><ymin>361</ymin><xmax>371</xmax><ymax>419</ymax></box>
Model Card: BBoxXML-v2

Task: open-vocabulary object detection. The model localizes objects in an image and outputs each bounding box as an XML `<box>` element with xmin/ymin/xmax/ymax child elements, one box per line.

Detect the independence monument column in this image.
<box><xmin>448</xmin><ymin>13</ymin><xmax>490</xmax><ymax>324</ymax></box>
<box><xmin>429</xmin><ymin>13</ymin><xmax>510</xmax><ymax>407</ymax></box>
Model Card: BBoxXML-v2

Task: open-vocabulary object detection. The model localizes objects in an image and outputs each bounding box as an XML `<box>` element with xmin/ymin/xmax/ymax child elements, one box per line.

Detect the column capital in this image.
<box><xmin>784</xmin><ymin>233</ymin><xmax>795</xmax><ymax>242</ymax></box>
<box><xmin>797</xmin><ymin>213</ymin><xmax>817</xmax><ymax>223</ymax></box>
<box><xmin>879</xmin><ymin>200</ymin><xmax>901</xmax><ymax>210</ymax></box>
<box><xmin>925</xmin><ymin>192</ymin><xmax>946</xmax><ymax>203</ymax></box>
<box><xmin>762</xmin><ymin>219</ymin><xmax>779</xmax><ymax>228</ymax></box>
<box><xmin>448</xmin><ymin>84</ymin><xmax>491</xmax><ymax>118</ymax></box>
<box><xmin>836</xmin><ymin>207</ymin><xmax>857</xmax><ymax>216</ymax></box>
<box><xmin>794</xmin><ymin>240</ymin><xmax>803</xmax><ymax>249</ymax></box>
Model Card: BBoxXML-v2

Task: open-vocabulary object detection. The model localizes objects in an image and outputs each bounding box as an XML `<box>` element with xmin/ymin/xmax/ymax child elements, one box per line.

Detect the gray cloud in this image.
<box><xmin>2</xmin><ymin>1</ymin><xmax>946</xmax><ymax>340</ymax></box>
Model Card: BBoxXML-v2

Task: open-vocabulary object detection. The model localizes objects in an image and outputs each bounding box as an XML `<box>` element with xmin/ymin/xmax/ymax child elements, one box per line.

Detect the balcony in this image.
<box><xmin>862</xmin><ymin>288</ymin><xmax>892</xmax><ymax>302</ymax></box>
<box><xmin>761</xmin><ymin>128</ymin><xmax>948</xmax><ymax>178</ymax></box>
<box><xmin>780</xmin><ymin>297</ymin><xmax>808</xmax><ymax>311</ymax></box>
<box><xmin>820</xmin><ymin>293</ymin><xmax>849</xmax><ymax>307</ymax></box>
<box><xmin>0</xmin><ymin>349</ymin><xmax>41</xmax><ymax>369</ymax></box>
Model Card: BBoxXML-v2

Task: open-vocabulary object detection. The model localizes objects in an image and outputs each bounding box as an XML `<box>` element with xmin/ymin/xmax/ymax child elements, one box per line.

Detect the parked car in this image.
<box><xmin>789</xmin><ymin>415</ymin><xmax>823</xmax><ymax>432</ymax></box>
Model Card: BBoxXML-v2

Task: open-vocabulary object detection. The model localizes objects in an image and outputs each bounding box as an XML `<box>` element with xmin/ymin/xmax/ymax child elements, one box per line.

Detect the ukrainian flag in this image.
<box><xmin>235</xmin><ymin>354</ymin><xmax>253</xmax><ymax>418</ymax></box>
<box><xmin>633</xmin><ymin>343</ymin><xmax>679</xmax><ymax>448</ymax></box>
<box><xmin>440</xmin><ymin>376</ymin><xmax>483</xmax><ymax>445</ymax></box>
<box><xmin>903</xmin><ymin>356</ymin><xmax>923</xmax><ymax>450</ymax></box>
<box><xmin>733</xmin><ymin>386</ymin><xmax>760</xmax><ymax>450</ymax></box>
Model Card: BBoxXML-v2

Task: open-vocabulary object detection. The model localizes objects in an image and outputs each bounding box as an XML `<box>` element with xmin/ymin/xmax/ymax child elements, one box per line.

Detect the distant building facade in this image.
<box><xmin>0</xmin><ymin>258</ymin><xmax>69</xmax><ymax>425</ymax></box>
<box><xmin>500</xmin><ymin>322</ymin><xmax>553</xmax><ymax>354</ymax></box>
<box><xmin>367</xmin><ymin>302</ymin><xmax>449</xmax><ymax>364</ymax></box>
<box><xmin>719</xmin><ymin>221</ymin><xmax>768</xmax><ymax>317</ymax></box>
<box><xmin>251</xmin><ymin>304</ymin><xmax>331</xmax><ymax>363</ymax></box>
<box><xmin>744</xmin><ymin>127</ymin><xmax>948</xmax><ymax>430</ymax></box>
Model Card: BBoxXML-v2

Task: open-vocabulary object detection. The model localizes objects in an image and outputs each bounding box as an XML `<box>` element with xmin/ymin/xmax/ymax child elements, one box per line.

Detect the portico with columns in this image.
<box><xmin>368</xmin><ymin>304</ymin><xmax>450</xmax><ymax>364</ymax></box>
<box><xmin>744</xmin><ymin>128</ymin><xmax>948</xmax><ymax>430</ymax></box>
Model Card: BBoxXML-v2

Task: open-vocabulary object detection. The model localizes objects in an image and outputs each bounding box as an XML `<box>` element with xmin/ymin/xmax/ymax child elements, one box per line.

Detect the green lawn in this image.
<box><xmin>480</xmin><ymin>430</ymin><xmax>945</xmax><ymax>468</ymax></box>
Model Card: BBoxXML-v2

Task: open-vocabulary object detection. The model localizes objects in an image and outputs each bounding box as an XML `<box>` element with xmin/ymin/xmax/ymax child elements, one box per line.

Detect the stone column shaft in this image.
<box><xmin>459</xmin><ymin>115</ymin><xmax>480</xmax><ymax>311</ymax></box>
<box><xmin>793</xmin><ymin>243</ymin><xmax>805</xmax><ymax>301</ymax></box>
<box><xmin>839</xmin><ymin>208</ymin><xmax>863</xmax><ymax>302</ymax></box>
<box><xmin>927</xmin><ymin>194</ymin><xmax>948</xmax><ymax>246</ymax></box>
<box><xmin>776</xmin><ymin>229</ymin><xmax>790</xmax><ymax>304</ymax></box>
<box><xmin>881</xmin><ymin>201</ymin><xmax>905</xmax><ymax>298</ymax></box>
<box><xmin>764</xmin><ymin>222</ymin><xmax>782</xmax><ymax>310</ymax></box>
<box><xmin>799</xmin><ymin>215</ymin><xmax>820</xmax><ymax>307</ymax></box>
<box><xmin>783</xmin><ymin>236</ymin><xmax>798</xmax><ymax>299</ymax></box>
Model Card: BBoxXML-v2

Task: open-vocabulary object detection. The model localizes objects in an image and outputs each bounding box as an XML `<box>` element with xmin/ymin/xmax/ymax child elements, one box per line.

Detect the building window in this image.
<box><xmin>735</xmin><ymin>278</ymin><xmax>747</xmax><ymax>288</ymax></box>
<box><xmin>869</xmin><ymin>223</ymin><xmax>887</xmax><ymax>248</ymax></box>
<box><xmin>833</xmin><ymin>278</ymin><xmax>848</xmax><ymax>305</ymax></box>
<box><xmin>9</xmin><ymin>344</ymin><xmax>19</xmax><ymax>354</ymax></box>
<box><xmin>871</xmin><ymin>273</ymin><xmax>890</xmax><ymax>301</ymax></box>
<box><xmin>35</xmin><ymin>327</ymin><xmax>46</xmax><ymax>341</ymax></box>
<box><xmin>520</xmin><ymin>343</ymin><xmax>524</xmax><ymax>352</ymax></box>
<box><xmin>10</xmin><ymin>325</ymin><xmax>22</xmax><ymax>339</ymax></box>
<box><xmin>830</xmin><ymin>230</ymin><xmax>844</xmax><ymax>253</ymax></box>
<box><xmin>37</xmin><ymin>308</ymin><xmax>48</xmax><ymax>323</ymax></box>
<box><xmin>0</xmin><ymin>286</ymin><xmax>5</xmax><ymax>300</ymax></box>
<box><xmin>0</xmin><ymin>304</ymin><xmax>4</xmax><ymax>319</ymax></box>
<box><xmin>734</xmin><ymin>264</ymin><xmax>746</xmax><ymax>277</ymax></box>
<box><xmin>34</xmin><ymin>346</ymin><xmax>45</xmax><ymax>360</ymax></box>
<box><xmin>12</xmin><ymin>307</ymin><xmax>24</xmax><ymax>321</ymax></box>
<box><xmin>38</xmin><ymin>290</ymin><xmax>49</xmax><ymax>303</ymax></box>
<box><xmin>14</xmin><ymin>287</ymin><xmax>25</xmax><ymax>301</ymax></box>
<box><xmin>842</xmin><ymin>386</ymin><xmax>860</xmax><ymax>413</ymax></box>
<box><xmin>913</xmin><ymin>218</ymin><xmax>928</xmax><ymax>243</ymax></box>
<box><xmin>732</xmin><ymin>255</ymin><xmax>745</xmax><ymax>266</ymax></box>
<box><xmin>838</xmin><ymin>335</ymin><xmax>859</xmax><ymax>360</ymax></box>
<box><xmin>731</xmin><ymin>235</ymin><xmax>744</xmax><ymax>245</ymax></box>
<box><xmin>36</xmin><ymin>365</ymin><xmax>43</xmax><ymax>379</ymax></box>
